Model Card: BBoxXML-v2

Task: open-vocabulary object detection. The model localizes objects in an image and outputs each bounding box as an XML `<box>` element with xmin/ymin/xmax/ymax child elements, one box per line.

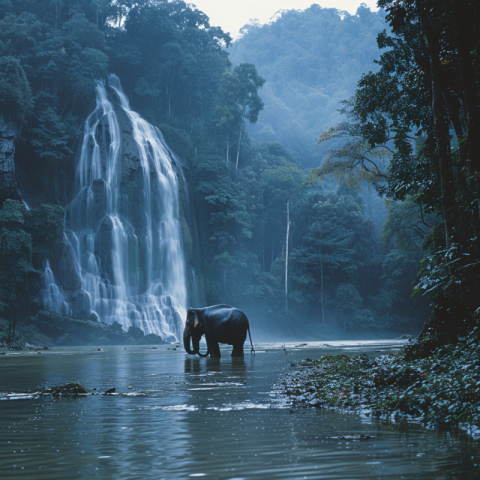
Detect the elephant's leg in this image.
<box><xmin>208</xmin><ymin>341</ymin><xmax>221</xmax><ymax>358</ymax></box>
<box><xmin>231</xmin><ymin>343</ymin><xmax>244</xmax><ymax>357</ymax></box>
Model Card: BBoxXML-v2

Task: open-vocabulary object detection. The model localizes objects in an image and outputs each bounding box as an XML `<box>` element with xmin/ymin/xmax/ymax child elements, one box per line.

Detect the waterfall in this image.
<box><xmin>57</xmin><ymin>75</ymin><xmax>187</xmax><ymax>342</ymax></box>
<box><xmin>42</xmin><ymin>260</ymin><xmax>70</xmax><ymax>316</ymax></box>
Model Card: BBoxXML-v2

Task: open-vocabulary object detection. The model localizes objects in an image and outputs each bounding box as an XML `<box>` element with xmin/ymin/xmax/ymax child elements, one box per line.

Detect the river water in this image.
<box><xmin>1</xmin><ymin>341</ymin><xmax>479</xmax><ymax>479</ymax></box>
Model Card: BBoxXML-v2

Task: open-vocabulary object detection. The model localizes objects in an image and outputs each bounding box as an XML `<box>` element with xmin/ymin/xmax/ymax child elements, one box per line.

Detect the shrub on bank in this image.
<box><xmin>277</xmin><ymin>327</ymin><xmax>480</xmax><ymax>435</ymax></box>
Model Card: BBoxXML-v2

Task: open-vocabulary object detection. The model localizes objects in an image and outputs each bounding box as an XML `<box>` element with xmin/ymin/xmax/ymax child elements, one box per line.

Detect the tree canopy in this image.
<box><xmin>230</xmin><ymin>5</ymin><xmax>388</xmax><ymax>167</ymax></box>
<box><xmin>313</xmin><ymin>0</ymin><xmax>480</xmax><ymax>347</ymax></box>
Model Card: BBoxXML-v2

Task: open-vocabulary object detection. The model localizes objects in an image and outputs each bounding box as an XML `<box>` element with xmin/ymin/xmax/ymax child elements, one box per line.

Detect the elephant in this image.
<box><xmin>183</xmin><ymin>305</ymin><xmax>255</xmax><ymax>357</ymax></box>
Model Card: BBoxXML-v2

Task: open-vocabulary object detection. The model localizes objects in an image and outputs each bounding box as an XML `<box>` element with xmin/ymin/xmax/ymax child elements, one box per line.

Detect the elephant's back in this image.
<box><xmin>205</xmin><ymin>305</ymin><xmax>248</xmax><ymax>343</ymax></box>
<box><xmin>212</xmin><ymin>306</ymin><xmax>247</xmax><ymax>323</ymax></box>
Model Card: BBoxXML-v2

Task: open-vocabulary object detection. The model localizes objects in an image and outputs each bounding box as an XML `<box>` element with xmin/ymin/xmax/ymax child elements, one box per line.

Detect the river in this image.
<box><xmin>1</xmin><ymin>341</ymin><xmax>479</xmax><ymax>479</ymax></box>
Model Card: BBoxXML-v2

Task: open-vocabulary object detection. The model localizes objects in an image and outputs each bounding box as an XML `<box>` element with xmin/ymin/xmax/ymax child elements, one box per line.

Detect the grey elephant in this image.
<box><xmin>183</xmin><ymin>305</ymin><xmax>255</xmax><ymax>357</ymax></box>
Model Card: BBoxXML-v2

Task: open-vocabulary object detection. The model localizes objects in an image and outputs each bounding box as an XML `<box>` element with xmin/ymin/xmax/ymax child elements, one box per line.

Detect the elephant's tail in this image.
<box><xmin>247</xmin><ymin>325</ymin><xmax>255</xmax><ymax>355</ymax></box>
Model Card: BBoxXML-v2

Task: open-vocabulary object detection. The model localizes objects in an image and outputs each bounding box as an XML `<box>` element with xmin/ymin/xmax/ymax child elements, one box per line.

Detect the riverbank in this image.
<box><xmin>0</xmin><ymin>310</ymin><xmax>167</xmax><ymax>351</ymax></box>
<box><xmin>275</xmin><ymin>327</ymin><xmax>480</xmax><ymax>440</ymax></box>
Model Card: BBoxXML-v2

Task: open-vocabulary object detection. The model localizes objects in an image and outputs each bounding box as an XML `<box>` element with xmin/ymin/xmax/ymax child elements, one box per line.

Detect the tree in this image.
<box><xmin>30</xmin><ymin>106</ymin><xmax>77</xmax><ymax>161</ymax></box>
<box><xmin>231</xmin><ymin>63</ymin><xmax>265</xmax><ymax>172</ymax></box>
<box><xmin>62</xmin><ymin>13</ymin><xmax>105</xmax><ymax>49</ymax></box>
<box><xmin>291</xmin><ymin>195</ymin><xmax>356</xmax><ymax>324</ymax></box>
<box><xmin>215</xmin><ymin>64</ymin><xmax>265</xmax><ymax>169</ymax></box>
<box><xmin>160</xmin><ymin>42</ymin><xmax>188</xmax><ymax>115</ymax></box>
<box><xmin>229</xmin><ymin>5</ymin><xmax>388</xmax><ymax>167</ymax></box>
<box><xmin>0</xmin><ymin>200</ymin><xmax>38</xmax><ymax>341</ymax></box>
<box><xmin>0</xmin><ymin>56</ymin><xmax>33</xmax><ymax>124</ymax></box>
<box><xmin>335</xmin><ymin>283</ymin><xmax>362</xmax><ymax>332</ymax></box>
<box><xmin>381</xmin><ymin>196</ymin><xmax>436</xmax><ymax>259</ymax></box>
<box><xmin>315</xmin><ymin>0</ymin><xmax>480</xmax><ymax>346</ymax></box>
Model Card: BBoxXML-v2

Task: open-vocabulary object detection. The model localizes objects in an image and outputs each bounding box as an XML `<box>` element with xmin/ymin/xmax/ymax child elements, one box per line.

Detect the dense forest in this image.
<box><xmin>230</xmin><ymin>4</ymin><xmax>388</xmax><ymax>168</ymax></box>
<box><xmin>312</xmin><ymin>0</ymin><xmax>480</xmax><ymax>353</ymax></box>
<box><xmin>0</xmin><ymin>0</ymin><xmax>453</xmax><ymax>348</ymax></box>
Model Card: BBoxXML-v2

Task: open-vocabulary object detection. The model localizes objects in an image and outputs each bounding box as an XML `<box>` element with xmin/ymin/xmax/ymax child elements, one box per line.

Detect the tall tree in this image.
<box><xmin>215</xmin><ymin>63</ymin><xmax>265</xmax><ymax>169</ymax></box>
<box><xmin>315</xmin><ymin>0</ymin><xmax>480</xmax><ymax>346</ymax></box>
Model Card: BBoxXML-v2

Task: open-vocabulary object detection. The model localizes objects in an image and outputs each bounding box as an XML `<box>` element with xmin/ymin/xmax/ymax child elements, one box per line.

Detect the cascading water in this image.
<box><xmin>53</xmin><ymin>74</ymin><xmax>187</xmax><ymax>342</ymax></box>
<box><xmin>42</xmin><ymin>260</ymin><xmax>70</xmax><ymax>316</ymax></box>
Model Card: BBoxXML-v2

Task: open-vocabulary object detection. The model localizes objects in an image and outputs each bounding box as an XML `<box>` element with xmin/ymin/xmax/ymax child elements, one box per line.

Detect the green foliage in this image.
<box><xmin>30</xmin><ymin>107</ymin><xmax>78</xmax><ymax>160</ymax></box>
<box><xmin>279</xmin><ymin>327</ymin><xmax>480</xmax><ymax>429</ymax></box>
<box><xmin>80</xmin><ymin>47</ymin><xmax>109</xmax><ymax>78</ymax></box>
<box><xmin>0</xmin><ymin>56</ymin><xmax>33</xmax><ymax>123</ymax></box>
<box><xmin>158</xmin><ymin>124</ymin><xmax>193</xmax><ymax>162</ymax></box>
<box><xmin>230</xmin><ymin>5</ymin><xmax>387</xmax><ymax>167</ymax></box>
<box><xmin>214</xmin><ymin>63</ymin><xmax>265</xmax><ymax>166</ymax></box>
<box><xmin>336</xmin><ymin>283</ymin><xmax>362</xmax><ymax>311</ymax></box>
<box><xmin>0</xmin><ymin>0</ymin><xmax>234</xmax><ymax>169</ymax></box>
<box><xmin>0</xmin><ymin>201</ymin><xmax>36</xmax><ymax>323</ymax></box>
<box><xmin>0</xmin><ymin>200</ymin><xmax>64</xmax><ymax>318</ymax></box>
<box><xmin>0</xmin><ymin>228</ymin><xmax>36</xmax><ymax>295</ymax></box>
<box><xmin>314</xmin><ymin>0</ymin><xmax>480</xmax><ymax>342</ymax></box>
<box><xmin>62</xmin><ymin>14</ymin><xmax>105</xmax><ymax>49</ymax></box>
<box><xmin>382</xmin><ymin>197</ymin><xmax>436</xmax><ymax>259</ymax></box>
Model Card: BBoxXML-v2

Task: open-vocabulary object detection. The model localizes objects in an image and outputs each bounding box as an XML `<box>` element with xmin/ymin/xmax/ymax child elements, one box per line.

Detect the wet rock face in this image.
<box><xmin>28</xmin><ymin>310</ymin><xmax>167</xmax><ymax>346</ymax></box>
<box><xmin>0</xmin><ymin>117</ymin><xmax>21</xmax><ymax>205</ymax></box>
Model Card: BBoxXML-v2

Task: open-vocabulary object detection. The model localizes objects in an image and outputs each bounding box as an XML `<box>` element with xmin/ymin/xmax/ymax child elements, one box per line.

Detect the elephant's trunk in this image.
<box><xmin>192</xmin><ymin>335</ymin><xmax>200</xmax><ymax>354</ymax></box>
<box><xmin>192</xmin><ymin>335</ymin><xmax>209</xmax><ymax>357</ymax></box>
<box><xmin>183</xmin><ymin>326</ymin><xmax>195</xmax><ymax>355</ymax></box>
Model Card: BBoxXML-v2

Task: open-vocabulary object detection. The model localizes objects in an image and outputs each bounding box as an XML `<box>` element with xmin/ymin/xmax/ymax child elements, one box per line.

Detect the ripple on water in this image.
<box><xmin>0</xmin><ymin>342</ymin><xmax>479</xmax><ymax>479</ymax></box>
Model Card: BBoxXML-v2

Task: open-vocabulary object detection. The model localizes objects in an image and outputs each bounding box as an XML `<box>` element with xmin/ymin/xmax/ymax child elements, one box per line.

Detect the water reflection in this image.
<box><xmin>184</xmin><ymin>356</ymin><xmax>201</xmax><ymax>374</ymax></box>
<box><xmin>0</xmin><ymin>342</ymin><xmax>479</xmax><ymax>479</ymax></box>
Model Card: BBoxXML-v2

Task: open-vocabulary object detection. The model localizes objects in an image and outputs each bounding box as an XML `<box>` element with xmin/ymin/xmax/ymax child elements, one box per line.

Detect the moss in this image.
<box><xmin>0</xmin><ymin>199</ymin><xmax>26</xmax><ymax>225</ymax></box>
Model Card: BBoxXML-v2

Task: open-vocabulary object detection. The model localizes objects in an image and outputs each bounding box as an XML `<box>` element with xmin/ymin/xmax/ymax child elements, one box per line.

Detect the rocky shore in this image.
<box><xmin>0</xmin><ymin>310</ymin><xmax>167</xmax><ymax>351</ymax></box>
<box><xmin>274</xmin><ymin>327</ymin><xmax>480</xmax><ymax>440</ymax></box>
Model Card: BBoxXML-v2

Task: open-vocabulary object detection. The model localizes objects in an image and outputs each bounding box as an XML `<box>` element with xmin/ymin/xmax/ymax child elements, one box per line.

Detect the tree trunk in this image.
<box><xmin>430</xmin><ymin>61</ymin><xmax>457</xmax><ymax>247</ymax></box>
<box><xmin>418</xmin><ymin>5</ymin><xmax>458</xmax><ymax>245</ymax></box>
<box><xmin>235</xmin><ymin>125</ymin><xmax>243</xmax><ymax>173</ymax></box>
<box><xmin>223</xmin><ymin>268</ymin><xmax>227</xmax><ymax>297</ymax></box>
<box><xmin>321</xmin><ymin>263</ymin><xmax>325</xmax><ymax>325</ymax></box>
<box><xmin>451</xmin><ymin>1</ymin><xmax>480</xmax><ymax>179</ymax></box>
<box><xmin>226</xmin><ymin>135</ymin><xmax>230</xmax><ymax>164</ymax></box>
<box><xmin>285</xmin><ymin>201</ymin><xmax>291</xmax><ymax>311</ymax></box>
<box><xmin>450</xmin><ymin>0</ymin><xmax>480</xmax><ymax>259</ymax></box>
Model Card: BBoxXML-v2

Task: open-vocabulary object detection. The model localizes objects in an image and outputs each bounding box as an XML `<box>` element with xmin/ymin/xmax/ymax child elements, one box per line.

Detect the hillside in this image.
<box><xmin>230</xmin><ymin>4</ymin><xmax>387</xmax><ymax>167</ymax></box>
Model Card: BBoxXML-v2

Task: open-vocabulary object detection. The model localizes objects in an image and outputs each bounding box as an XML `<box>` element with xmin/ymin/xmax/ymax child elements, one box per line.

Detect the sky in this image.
<box><xmin>190</xmin><ymin>1</ymin><xmax>379</xmax><ymax>39</ymax></box>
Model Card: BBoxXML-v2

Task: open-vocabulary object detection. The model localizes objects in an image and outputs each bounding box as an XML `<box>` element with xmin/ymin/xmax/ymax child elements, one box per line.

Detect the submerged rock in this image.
<box><xmin>42</xmin><ymin>382</ymin><xmax>89</xmax><ymax>395</ymax></box>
